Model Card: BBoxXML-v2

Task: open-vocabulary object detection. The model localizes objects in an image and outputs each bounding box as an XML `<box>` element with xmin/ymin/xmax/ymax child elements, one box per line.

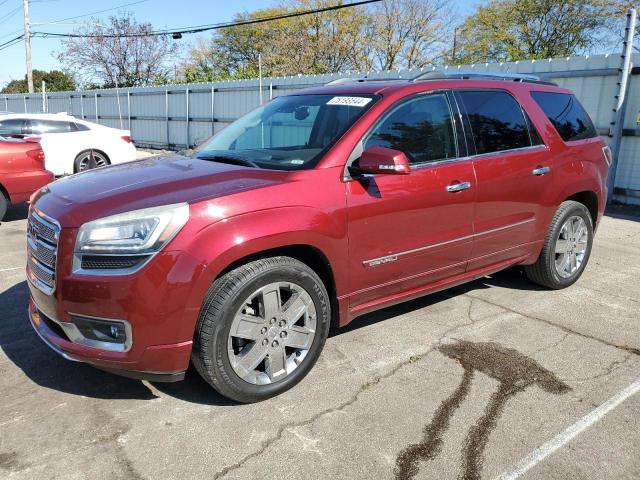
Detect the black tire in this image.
<box><xmin>192</xmin><ymin>256</ymin><xmax>331</xmax><ymax>403</ymax></box>
<box><xmin>0</xmin><ymin>191</ymin><xmax>7</xmax><ymax>222</ymax></box>
<box><xmin>524</xmin><ymin>200</ymin><xmax>594</xmax><ymax>289</ymax></box>
<box><xmin>73</xmin><ymin>150</ymin><xmax>110</xmax><ymax>173</ymax></box>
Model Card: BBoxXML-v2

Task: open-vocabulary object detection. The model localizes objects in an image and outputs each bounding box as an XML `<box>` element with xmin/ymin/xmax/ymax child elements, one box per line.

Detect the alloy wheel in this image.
<box><xmin>78</xmin><ymin>151</ymin><xmax>108</xmax><ymax>171</ymax></box>
<box><xmin>227</xmin><ymin>281</ymin><xmax>317</xmax><ymax>385</ymax></box>
<box><xmin>554</xmin><ymin>215</ymin><xmax>589</xmax><ymax>278</ymax></box>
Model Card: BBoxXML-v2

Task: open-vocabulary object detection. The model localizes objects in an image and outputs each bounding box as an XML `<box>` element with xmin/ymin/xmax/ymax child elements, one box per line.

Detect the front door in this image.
<box><xmin>345</xmin><ymin>92</ymin><xmax>476</xmax><ymax>313</ymax></box>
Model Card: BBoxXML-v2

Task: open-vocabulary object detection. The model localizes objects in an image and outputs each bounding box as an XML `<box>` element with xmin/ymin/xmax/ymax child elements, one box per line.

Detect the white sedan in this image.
<box><xmin>0</xmin><ymin>113</ymin><xmax>137</xmax><ymax>176</ymax></box>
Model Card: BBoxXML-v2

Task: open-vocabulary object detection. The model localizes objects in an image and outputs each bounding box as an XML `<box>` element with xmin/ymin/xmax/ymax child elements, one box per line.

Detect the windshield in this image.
<box><xmin>194</xmin><ymin>94</ymin><xmax>378</xmax><ymax>170</ymax></box>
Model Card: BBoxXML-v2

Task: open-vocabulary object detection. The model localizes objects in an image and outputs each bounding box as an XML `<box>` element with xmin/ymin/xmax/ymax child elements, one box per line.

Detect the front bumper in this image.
<box><xmin>28</xmin><ymin>298</ymin><xmax>189</xmax><ymax>382</ymax></box>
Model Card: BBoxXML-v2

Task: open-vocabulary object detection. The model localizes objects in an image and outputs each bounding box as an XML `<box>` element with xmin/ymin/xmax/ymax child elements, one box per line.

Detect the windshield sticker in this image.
<box><xmin>290</xmin><ymin>159</ymin><xmax>304</xmax><ymax>165</ymax></box>
<box><xmin>327</xmin><ymin>96</ymin><xmax>372</xmax><ymax>107</ymax></box>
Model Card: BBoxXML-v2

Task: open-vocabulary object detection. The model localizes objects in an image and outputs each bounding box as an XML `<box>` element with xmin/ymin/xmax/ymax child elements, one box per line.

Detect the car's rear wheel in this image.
<box><xmin>0</xmin><ymin>192</ymin><xmax>7</xmax><ymax>222</ymax></box>
<box><xmin>74</xmin><ymin>150</ymin><xmax>110</xmax><ymax>172</ymax></box>
<box><xmin>524</xmin><ymin>200</ymin><xmax>593</xmax><ymax>289</ymax></box>
<box><xmin>192</xmin><ymin>256</ymin><xmax>330</xmax><ymax>403</ymax></box>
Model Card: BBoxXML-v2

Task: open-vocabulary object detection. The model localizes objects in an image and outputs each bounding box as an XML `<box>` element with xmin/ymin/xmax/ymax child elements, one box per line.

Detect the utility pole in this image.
<box><xmin>22</xmin><ymin>0</ymin><xmax>34</xmax><ymax>94</ymax></box>
<box><xmin>607</xmin><ymin>8</ymin><xmax>637</xmax><ymax>204</ymax></box>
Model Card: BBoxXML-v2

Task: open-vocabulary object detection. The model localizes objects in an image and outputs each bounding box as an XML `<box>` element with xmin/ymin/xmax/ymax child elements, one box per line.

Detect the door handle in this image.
<box><xmin>446</xmin><ymin>181</ymin><xmax>471</xmax><ymax>192</ymax></box>
<box><xmin>532</xmin><ymin>166</ymin><xmax>551</xmax><ymax>176</ymax></box>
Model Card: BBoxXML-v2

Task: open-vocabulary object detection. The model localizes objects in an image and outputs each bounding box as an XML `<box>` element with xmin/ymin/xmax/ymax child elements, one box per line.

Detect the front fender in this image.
<box><xmin>179</xmin><ymin>205</ymin><xmax>348</xmax><ymax>316</ymax></box>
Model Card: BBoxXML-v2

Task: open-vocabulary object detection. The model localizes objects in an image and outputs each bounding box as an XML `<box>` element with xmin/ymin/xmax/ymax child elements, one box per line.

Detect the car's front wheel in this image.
<box><xmin>74</xmin><ymin>150</ymin><xmax>110</xmax><ymax>172</ymax></box>
<box><xmin>192</xmin><ymin>256</ymin><xmax>331</xmax><ymax>403</ymax></box>
<box><xmin>525</xmin><ymin>200</ymin><xmax>594</xmax><ymax>289</ymax></box>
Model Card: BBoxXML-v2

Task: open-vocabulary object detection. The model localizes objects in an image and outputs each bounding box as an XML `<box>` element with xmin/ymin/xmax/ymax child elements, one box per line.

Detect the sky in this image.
<box><xmin>0</xmin><ymin>0</ymin><xmax>483</xmax><ymax>88</ymax></box>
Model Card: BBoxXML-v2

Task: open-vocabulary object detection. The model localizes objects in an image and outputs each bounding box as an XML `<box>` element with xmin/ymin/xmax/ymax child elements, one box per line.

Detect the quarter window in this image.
<box><xmin>29</xmin><ymin>120</ymin><xmax>74</xmax><ymax>134</ymax></box>
<box><xmin>531</xmin><ymin>92</ymin><xmax>596</xmax><ymax>142</ymax></box>
<box><xmin>458</xmin><ymin>90</ymin><xmax>531</xmax><ymax>154</ymax></box>
<box><xmin>364</xmin><ymin>93</ymin><xmax>457</xmax><ymax>164</ymax></box>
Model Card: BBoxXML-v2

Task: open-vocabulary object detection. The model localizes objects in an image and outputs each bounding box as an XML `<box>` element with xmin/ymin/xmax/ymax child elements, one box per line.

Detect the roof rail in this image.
<box><xmin>325</xmin><ymin>77</ymin><xmax>404</xmax><ymax>85</ymax></box>
<box><xmin>411</xmin><ymin>70</ymin><xmax>557</xmax><ymax>86</ymax></box>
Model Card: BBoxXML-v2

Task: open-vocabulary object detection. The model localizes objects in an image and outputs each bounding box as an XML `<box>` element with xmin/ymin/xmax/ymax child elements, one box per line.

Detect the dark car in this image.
<box><xmin>0</xmin><ymin>137</ymin><xmax>53</xmax><ymax>221</ymax></box>
<box><xmin>26</xmin><ymin>72</ymin><xmax>609</xmax><ymax>402</ymax></box>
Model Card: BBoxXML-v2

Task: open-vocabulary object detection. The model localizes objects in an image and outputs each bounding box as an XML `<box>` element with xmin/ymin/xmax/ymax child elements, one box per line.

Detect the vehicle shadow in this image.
<box><xmin>333</xmin><ymin>268</ymin><xmax>544</xmax><ymax>336</ymax></box>
<box><xmin>1</xmin><ymin>202</ymin><xmax>29</xmax><ymax>222</ymax></box>
<box><xmin>605</xmin><ymin>204</ymin><xmax>640</xmax><ymax>222</ymax></box>
<box><xmin>1</xmin><ymin>269</ymin><xmax>545</xmax><ymax>406</ymax></box>
<box><xmin>0</xmin><ymin>280</ymin><xmax>234</xmax><ymax>405</ymax></box>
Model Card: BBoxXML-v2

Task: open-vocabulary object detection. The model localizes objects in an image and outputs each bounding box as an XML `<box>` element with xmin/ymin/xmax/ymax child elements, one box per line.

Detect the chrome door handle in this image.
<box><xmin>446</xmin><ymin>181</ymin><xmax>471</xmax><ymax>192</ymax></box>
<box><xmin>532</xmin><ymin>166</ymin><xmax>551</xmax><ymax>176</ymax></box>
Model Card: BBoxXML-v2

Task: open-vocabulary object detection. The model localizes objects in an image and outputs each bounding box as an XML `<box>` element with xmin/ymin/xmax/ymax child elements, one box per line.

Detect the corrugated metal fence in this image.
<box><xmin>2</xmin><ymin>53</ymin><xmax>639</xmax><ymax>203</ymax></box>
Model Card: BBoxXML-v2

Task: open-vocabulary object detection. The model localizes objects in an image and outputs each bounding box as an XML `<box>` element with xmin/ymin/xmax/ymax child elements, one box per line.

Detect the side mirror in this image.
<box><xmin>351</xmin><ymin>146</ymin><xmax>411</xmax><ymax>176</ymax></box>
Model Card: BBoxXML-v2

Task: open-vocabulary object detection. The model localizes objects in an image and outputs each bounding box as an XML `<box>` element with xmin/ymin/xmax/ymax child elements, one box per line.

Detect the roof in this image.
<box><xmin>294</xmin><ymin>76</ymin><xmax>571</xmax><ymax>97</ymax></box>
<box><xmin>0</xmin><ymin>112</ymin><xmax>74</xmax><ymax>120</ymax></box>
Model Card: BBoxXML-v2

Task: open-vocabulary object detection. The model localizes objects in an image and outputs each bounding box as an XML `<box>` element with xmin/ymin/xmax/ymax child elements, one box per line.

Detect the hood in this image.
<box><xmin>36</xmin><ymin>154</ymin><xmax>289</xmax><ymax>227</ymax></box>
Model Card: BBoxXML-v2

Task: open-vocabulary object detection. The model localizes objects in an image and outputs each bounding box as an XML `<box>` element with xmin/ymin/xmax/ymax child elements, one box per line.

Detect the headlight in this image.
<box><xmin>75</xmin><ymin>203</ymin><xmax>189</xmax><ymax>255</ymax></box>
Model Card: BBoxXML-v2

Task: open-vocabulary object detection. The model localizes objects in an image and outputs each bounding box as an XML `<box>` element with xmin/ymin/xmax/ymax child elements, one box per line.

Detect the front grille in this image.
<box><xmin>27</xmin><ymin>210</ymin><xmax>60</xmax><ymax>295</ymax></box>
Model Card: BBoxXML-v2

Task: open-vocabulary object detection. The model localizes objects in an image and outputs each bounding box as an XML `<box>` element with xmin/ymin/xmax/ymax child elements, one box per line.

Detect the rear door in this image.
<box><xmin>29</xmin><ymin>120</ymin><xmax>80</xmax><ymax>175</ymax></box>
<box><xmin>455</xmin><ymin>89</ymin><xmax>554</xmax><ymax>270</ymax></box>
<box><xmin>346</xmin><ymin>91</ymin><xmax>476</xmax><ymax>312</ymax></box>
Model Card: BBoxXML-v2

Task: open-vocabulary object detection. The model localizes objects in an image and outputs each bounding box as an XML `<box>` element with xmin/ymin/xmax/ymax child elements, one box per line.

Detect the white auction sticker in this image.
<box><xmin>327</xmin><ymin>96</ymin><xmax>372</xmax><ymax>107</ymax></box>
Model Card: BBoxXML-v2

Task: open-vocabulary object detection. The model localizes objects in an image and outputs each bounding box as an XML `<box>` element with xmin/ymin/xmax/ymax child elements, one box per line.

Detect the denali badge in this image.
<box><xmin>364</xmin><ymin>255</ymin><xmax>398</xmax><ymax>267</ymax></box>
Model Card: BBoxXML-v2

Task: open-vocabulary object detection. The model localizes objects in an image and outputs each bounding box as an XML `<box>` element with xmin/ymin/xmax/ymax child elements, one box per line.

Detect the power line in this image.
<box><xmin>0</xmin><ymin>34</ymin><xmax>24</xmax><ymax>52</ymax></box>
<box><xmin>35</xmin><ymin>0</ymin><xmax>148</xmax><ymax>26</ymax></box>
<box><xmin>0</xmin><ymin>5</ymin><xmax>22</xmax><ymax>25</ymax></box>
<box><xmin>31</xmin><ymin>0</ymin><xmax>382</xmax><ymax>39</ymax></box>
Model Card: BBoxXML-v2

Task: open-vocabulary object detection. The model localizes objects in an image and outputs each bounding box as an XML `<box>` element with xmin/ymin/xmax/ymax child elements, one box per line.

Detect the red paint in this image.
<box><xmin>27</xmin><ymin>79</ymin><xmax>608</xmax><ymax>378</ymax></box>
<box><xmin>0</xmin><ymin>137</ymin><xmax>53</xmax><ymax>204</ymax></box>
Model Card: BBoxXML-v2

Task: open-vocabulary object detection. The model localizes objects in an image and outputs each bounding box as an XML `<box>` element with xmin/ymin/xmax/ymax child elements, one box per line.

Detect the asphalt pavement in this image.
<box><xmin>1</xmin><ymin>203</ymin><xmax>639</xmax><ymax>480</ymax></box>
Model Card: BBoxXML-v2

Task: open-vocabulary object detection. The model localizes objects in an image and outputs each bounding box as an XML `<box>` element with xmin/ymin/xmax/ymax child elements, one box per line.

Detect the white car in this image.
<box><xmin>0</xmin><ymin>113</ymin><xmax>137</xmax><ymax>176</ymax></box>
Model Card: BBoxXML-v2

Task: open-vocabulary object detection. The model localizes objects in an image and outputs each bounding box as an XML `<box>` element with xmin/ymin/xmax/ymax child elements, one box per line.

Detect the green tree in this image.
<box><xmin>180</xmin><ymin>0</ymin><xmax>455</xmax><ymax>81</ymax></box>
<box><xmin>450</xmin><ymin>0</ymin><xmax>615</xmax><ymax>64</ymax></box>
<box><xmin>1</xmin><ymin>70</ymin><xmax>76</xmax><ymax>94</ymax></box>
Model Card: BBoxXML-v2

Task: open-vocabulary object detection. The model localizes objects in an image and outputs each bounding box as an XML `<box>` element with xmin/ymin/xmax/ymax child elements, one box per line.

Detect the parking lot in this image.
<box><xmin>1</xmin><ymin>204</ymin><xmax>639</xmax><ymax>480</ymax></box>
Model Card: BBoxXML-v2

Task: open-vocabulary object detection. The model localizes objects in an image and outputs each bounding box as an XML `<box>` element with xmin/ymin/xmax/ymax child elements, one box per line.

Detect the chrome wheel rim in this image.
<box><xmin>554</xmin><ymin>215</ymin><xmax>588</xmax><ymax>278</ymax></box>
<box><xmin>228</xmin><ymin>282</ymin><xmax>317</xmax><ymax>385</ymax></box>
<box><xmin>78</xmin><ymin>151</ymin><xmax>108</xmax><ymax>171</ymax></box>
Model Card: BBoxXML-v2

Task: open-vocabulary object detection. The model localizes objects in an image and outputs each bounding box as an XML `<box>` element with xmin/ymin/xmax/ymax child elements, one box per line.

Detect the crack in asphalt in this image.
<box><xmin>463</xmin><ymin>294</ymin><xmax>640</xmax><ymax>357</ymax></box>
<box><xmin>211</xmin><ymin>318</ymin><xmax>488</xmax><ymax>480</ymax></box>
<box><xmin>565</xmin><ymin>353</ymin><xmax>635</xmax><ymax>383</ymax></box>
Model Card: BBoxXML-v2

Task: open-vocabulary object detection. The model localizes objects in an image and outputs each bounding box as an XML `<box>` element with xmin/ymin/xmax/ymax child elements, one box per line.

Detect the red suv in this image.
<box><xmin>26</xmin><ymin>73</ymin><xmax>609</xmax><ymax>402</ymax></box>
<box><xmin>0</xmin><ymin>137</ymin><xmax>53</xmax><ymax>221</ymax></box>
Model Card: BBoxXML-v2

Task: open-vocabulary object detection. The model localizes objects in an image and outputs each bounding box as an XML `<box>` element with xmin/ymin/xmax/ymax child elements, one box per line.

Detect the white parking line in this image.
<box><xmin>0</xmin><ymin>267</ymin><xmax>22</xmax><ymax>273</ymax></box>
<box><xmin>495</xmin><ymin>376</ymin><xmax>640</xmax><ymax>480</ymax></box>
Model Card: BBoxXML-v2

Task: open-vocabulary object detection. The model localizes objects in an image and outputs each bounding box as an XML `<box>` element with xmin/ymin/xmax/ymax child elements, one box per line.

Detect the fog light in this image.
<box><xmin>70</xmin><ymin>315</ymin><xmax>128</xmax><ymax>345</ymax></box>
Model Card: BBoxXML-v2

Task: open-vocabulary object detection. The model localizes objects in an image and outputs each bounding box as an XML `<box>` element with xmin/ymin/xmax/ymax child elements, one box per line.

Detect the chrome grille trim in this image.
<box><xmin>27</xmin><ymin>209</ymin><xmax>61</xmax><ymax>295</ymax></box>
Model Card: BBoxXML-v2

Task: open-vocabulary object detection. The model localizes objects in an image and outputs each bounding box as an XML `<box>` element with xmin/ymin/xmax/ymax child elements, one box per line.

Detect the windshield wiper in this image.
<box><xmin>196</xmin><ymin>154</ymin><xmax>260</xmax><ymax>169</ymax></box>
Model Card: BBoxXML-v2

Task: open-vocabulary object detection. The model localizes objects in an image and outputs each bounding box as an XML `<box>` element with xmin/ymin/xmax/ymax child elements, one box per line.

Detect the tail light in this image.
<box><xmin>121</xmin><ymin>135</ymin><xmax>132</xmax><ymax>143</ymax></box>
<box><xmin>602</xmin><ymin>146</ymin><xmax>612</xmax><ymax>167</ymax></box>
<box><xmin>26</xmin><ymin>147</ymin><xmax>45</xmax><ymax>163</ymax></box>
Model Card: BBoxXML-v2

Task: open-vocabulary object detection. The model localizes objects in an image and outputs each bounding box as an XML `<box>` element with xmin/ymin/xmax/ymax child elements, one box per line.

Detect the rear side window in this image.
<box><xmin>0</xmin><ymin>119</ymin><xmax>25</xmax><ymax>136</ymax></box>
<box><xmin>531</xmin><ymin>92</ymin><xmax>596</xmax><ymax>142</ymax></box>
<box><xmin>364</xmin><ymin>93</ymin><xmax>457</xmax><ymax>164</ymax></box>
<box><xmin>458</xmin><ymin>90</ymin><xmax>531</xmax><ymax>154</ymax></box>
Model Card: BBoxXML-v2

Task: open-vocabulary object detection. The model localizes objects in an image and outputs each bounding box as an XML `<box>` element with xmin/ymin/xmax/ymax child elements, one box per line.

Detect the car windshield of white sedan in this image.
<box><xmin>194</xmin><ymin>94</ymin><xmax>378</xmax><ymax>170</ymax></box>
